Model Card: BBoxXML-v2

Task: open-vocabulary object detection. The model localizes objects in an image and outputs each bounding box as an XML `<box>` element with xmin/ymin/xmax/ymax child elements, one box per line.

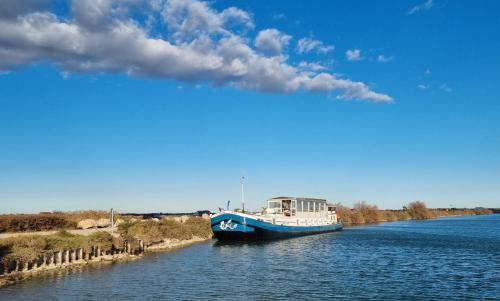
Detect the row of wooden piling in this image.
<box><xmin>0</xmin><ymin>240</ymin><xmax>144</xmax><ymax>276</ymax></box>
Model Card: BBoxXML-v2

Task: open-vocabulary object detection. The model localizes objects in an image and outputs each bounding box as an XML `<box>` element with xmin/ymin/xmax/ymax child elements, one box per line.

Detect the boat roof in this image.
<box><xmin>269</xmin><ymin>196</ymin><xmax>327</xmax><ymax>202</ymax></box>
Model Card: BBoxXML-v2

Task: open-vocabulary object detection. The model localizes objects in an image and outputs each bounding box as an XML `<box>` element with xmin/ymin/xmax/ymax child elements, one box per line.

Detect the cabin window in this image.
<box><xmin>268</xmin><ymin>201</ymin><xmax>281</xmax><ymax>212</ymax></box>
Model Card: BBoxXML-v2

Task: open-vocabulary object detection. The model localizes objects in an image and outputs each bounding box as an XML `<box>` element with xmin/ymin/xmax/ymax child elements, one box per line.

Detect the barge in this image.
<box><xmin>211</xmin><ymin>196</ymin><xmax>343</xmax><ymax>240</ymax></box>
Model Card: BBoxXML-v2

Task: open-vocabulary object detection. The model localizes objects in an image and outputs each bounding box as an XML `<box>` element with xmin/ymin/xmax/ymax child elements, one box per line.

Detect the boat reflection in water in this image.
<box><xmin>211</xmin><ymin>196</ymin><xmax>343</xmax><ymax>241</ymax></box>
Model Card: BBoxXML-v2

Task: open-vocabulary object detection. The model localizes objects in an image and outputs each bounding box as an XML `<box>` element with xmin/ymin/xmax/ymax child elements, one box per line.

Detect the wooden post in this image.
<box><xmin>49</xmin><ymin>253</ymin><xmax>54</xmax><ymax>266</ymax></box>
<box><xmin>22</xmin><ymin>260</ymin><xmax>28</xmax><ymax>272</ymax></box>
<box><xmin>70</xmin><ymin>249</ymin><xmax>76</xmax><ymax>262</ymax></box>
<box><xmin>78</xmin><ymin>248</ymin><xmax>83</xmax><ymax>261</ymax></box>
<box><xmin>64</xmin><ymin>250</ymin><xmax>70</xmax><ymax>264</ymax></box>
<box><xmin>7</xmin><ymin>260</ymin><xmax>16</xmax><ymax>274</ymax></box>
<box><xmin>56</xmin><ymin>251</ymin><xmax>62</xmax><ymax>266</ymax></box>
<box><xmin>40</xmin><ymin>256</ymin><xmax>47</xmax><ymax>269</ymax></box>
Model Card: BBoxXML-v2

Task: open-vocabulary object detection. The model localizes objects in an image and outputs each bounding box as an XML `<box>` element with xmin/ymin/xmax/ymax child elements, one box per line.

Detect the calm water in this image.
<box><xmin>1</xmin><ymin>215</ymin><xmax>499</xmax><ymax>300</ymax></box>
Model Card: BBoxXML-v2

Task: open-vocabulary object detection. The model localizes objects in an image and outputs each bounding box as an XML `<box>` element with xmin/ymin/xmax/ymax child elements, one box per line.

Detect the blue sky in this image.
<box><xmin>0</xmin><ymin>0</ymin><xmax>499</xmax><ymax>213</ymax></box>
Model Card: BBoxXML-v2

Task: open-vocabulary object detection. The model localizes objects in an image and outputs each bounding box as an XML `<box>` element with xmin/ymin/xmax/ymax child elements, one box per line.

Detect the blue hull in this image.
<box><xmin>211</xmin><ymin>213</ymin><xmax>343</xmax><ymax>240</ymax></box>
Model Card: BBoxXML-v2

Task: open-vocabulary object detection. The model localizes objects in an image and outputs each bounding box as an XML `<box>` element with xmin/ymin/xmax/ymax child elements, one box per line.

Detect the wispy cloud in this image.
<box><xmin>418</xmin><ymin>84</ymin><xmax>429</xmax><ymax>90</ymax></box>
<box><xmin>377</xmin><ymin>54</ymin><xmax>393</xmax><ymax>63</ymax></box>
<box><xmin>296</xmin><ymin>37</ymin><xmax>334</xmax><ymax>54</ymax></box>
<box><xmin>272</xmin><ymin>13</ymin><xmax>286</xmax><ymax>21</ymax></box>
<box><xmin>440</xmin><ymin>83</ymin><xmax>452</xmax><ymax>92</ymax></box>
<box><xmin>0</xmin><ymin>0</ymin><xmax>392</xmax><ymax>102</ymax></box>
<box><xmin>298</xmin><ymin>61</ymin><xmax>327</xmax><ymax>72</ymax></box>
<box><xmin>408</xmin><ymin>0</ymin><xmax>434</xmax><ymax>15</ymax></box>
<box><xmin>346</xmin><ymin>49</ymin><xmax>362</xmax><ymax>61</ymax></box>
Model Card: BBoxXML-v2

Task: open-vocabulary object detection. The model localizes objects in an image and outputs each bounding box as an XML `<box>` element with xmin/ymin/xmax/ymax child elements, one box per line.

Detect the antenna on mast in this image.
<box><xmin>241</xmin><ymin>175</ymin><xmax>245</xmax><ymax>213</ymax></box>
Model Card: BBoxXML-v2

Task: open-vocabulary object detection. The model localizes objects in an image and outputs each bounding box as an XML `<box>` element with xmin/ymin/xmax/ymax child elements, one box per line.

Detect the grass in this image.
<box><xmin>118</xmin><ymin>217</ymin><xmax>212</xmax><ymax>246</ymax></box>
<box><xmin>0</xmin><ymin>211</ymin><xmax>118</xmax><ymax>233</ymax></box>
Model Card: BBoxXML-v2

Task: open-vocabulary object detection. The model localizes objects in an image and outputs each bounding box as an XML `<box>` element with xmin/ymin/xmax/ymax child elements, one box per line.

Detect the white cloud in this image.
<box><xmin>346</xmin><ymin>49</ymin><xmax>362</xmax><ymax>61</ymax></box>
<box><xmin>377</xmin><ymin>54</ymin><xmax>393</xmax><ymax>63</ymax></box>
<box><xmin>254</xmin><ymin>28</ymin><xmax>291</xmax><ymax>56</ymax></box>
<box><xmin>0</xmin><ymin>0</ymin><xmax>51</xmax><ymax>19</ymax></box>
<box><xmin>302</xmin><ymin>73</ymin><xmax>392</xmax><ymax>102</ymax></box>
<box><xmin>296</xmin><ymin>37</ymin><xmax>334</xmax><ymax>54</ymax></box>
<box><xmin>408</xmin><ymin>0</ymin><xmax>434</xmax><ymax>15</ymax></box>
<box><xmin>162</xmin><ymin>0</ymin><xmax>253</xmax><ymax>41</ymax></box>
<box><xmin>440</xmin><ymin>83</ymin><xmax>452</xmax><ymax>92</ymax></box>
<box><xmin>417</xmin><ymin>84</ymin><xmax>429</xmax><ymax>90</ymax></box>
<box><xmin>0</xmin><ymin>0</ymin><xmax>392</xmax><ymax>102</ymax></box>
<box><xmin>298</xmin><ymin>61</ymin><xmax>327</xmax><ymax>72</ymax></box>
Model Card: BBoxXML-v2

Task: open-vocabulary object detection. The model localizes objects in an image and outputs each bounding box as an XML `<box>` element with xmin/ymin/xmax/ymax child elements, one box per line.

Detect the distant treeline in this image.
<box><xmin>0</xmin><ymin>211</ymin><xmax>112</xmax><ymax>233</ymax></box>
<box><xmin>336</xmin><ymin>201</ymin><xmax>493</xmax><ymax>226</ymax></box>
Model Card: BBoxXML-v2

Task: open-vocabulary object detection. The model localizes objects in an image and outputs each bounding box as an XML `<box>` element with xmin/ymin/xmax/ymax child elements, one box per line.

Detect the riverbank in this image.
<box><xmin>336</xmin><ymin>201</ymin><xmax>493</xmax><ymax>226</ymax></box>
<box><xmin>0</xmin><ymin>216</ymin><xmax>212</xmax><ymax>287</ymax></box>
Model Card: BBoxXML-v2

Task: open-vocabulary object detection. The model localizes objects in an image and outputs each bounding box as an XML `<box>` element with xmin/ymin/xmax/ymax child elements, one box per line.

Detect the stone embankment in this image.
<box><xmin>0</xmin><ymin>235</ymin><xmax>211</xmax><ymax>287</ymax></box>
<box><xmin>0</xmin><ymin>240</ymin><xmax>143</xmax><ymax>286</ymax></box>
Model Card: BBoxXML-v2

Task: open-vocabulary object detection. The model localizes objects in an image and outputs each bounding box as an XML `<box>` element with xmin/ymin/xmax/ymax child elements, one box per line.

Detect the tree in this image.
<box><xmin>407</xmin><ymin>201</ymin><xmax>432</xmax><ymax>220</ymax></box>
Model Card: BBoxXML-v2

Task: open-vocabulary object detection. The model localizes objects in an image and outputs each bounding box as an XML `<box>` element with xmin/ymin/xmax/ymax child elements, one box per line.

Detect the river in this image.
<box><xmin>1</xmin><ymin>214</ymin><xmax>499</xmax><ymax>300</ymax></box>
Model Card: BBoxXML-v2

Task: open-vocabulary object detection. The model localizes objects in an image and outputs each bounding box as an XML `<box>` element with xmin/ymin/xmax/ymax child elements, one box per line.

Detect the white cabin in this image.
<box><xmin>262</xmin><ymin>196</ymin><xmax>338</xmax><ymax>225</ymax></box>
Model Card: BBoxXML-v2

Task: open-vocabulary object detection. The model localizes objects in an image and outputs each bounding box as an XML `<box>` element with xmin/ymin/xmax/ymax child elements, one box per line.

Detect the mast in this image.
<box><xmin>241</xmin><ymin>175</ymin><xmax>245</xmax><ymax>212</ymax></box>
<box><xmin>110</xmin><ymin>208</ymin><xmax>114</xmax><ymax>236</ymax></box>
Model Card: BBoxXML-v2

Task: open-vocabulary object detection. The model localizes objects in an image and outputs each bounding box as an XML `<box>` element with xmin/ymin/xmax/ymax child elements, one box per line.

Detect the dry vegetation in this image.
<box><xmin>118</xmin><ymin>217</ymin><xmax>212</xmax><ymax>247</ymax></box>
<box><xmin>0</xmin><ymin>214</ymin><xmax>74</xmax><ymax>233</ymax></box>
<box><xmin>336</xmin><ymin>201</ymin><xmax>493</xmax><ymax>226</ymax></box>
<box><xmin>0</xmin><ymin>211</ymin><xmax>114</xmax><ymax>233</ymax></box>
